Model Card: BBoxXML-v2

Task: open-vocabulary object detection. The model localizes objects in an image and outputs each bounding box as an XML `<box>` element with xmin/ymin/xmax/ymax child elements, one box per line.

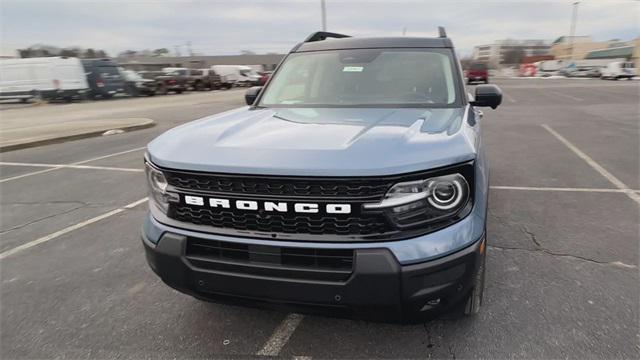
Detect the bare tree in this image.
<box><xmin>153</xmin><ymin>48</ymin><xmax>170</xmax><ymax>57</ymax></box>
<box><xmin>84</xmin><ymin>48</ymin><xmax>96</xmax><ymax>58</ymax></box>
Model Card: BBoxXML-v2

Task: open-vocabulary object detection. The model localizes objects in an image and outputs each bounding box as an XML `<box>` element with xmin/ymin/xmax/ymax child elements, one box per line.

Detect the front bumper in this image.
<box><xmin>142</xmin><ymin>228</ymin><xmax>485</xmax><ymax>323</ymax></box>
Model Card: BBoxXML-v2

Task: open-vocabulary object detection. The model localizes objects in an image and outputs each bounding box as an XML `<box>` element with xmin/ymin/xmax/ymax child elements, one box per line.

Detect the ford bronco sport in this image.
<box><xmin>143</xmin><ymin>28</ymin><xmax>502</xmax><ymax>322</ymax></box>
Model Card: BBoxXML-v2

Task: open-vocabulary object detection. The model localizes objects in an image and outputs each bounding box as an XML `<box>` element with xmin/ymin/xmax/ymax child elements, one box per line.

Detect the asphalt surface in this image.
<box><xmin>1</xmin><ymin>80</ymin><xmax>638</xmax><ymax>359</ymax></box>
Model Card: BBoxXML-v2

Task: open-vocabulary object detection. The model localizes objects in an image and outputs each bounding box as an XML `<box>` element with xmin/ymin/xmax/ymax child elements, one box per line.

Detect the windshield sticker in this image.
<box><xmin>342</xmin><ymin>66</ymin><xmax>364</xmax><ymax>72</ymax></box>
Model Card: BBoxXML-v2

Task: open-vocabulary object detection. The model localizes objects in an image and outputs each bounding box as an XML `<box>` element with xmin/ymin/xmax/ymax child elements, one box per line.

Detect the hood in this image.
<box><xmin>147</xmin><ymin>106</ymin><xmax>478</xmax><ymax>176</ymax></box>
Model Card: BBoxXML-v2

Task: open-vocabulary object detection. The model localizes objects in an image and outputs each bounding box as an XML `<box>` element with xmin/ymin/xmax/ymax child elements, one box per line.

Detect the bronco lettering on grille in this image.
<box><xmin>183</xmin><ymin>195</ymin><xmax>352</xmax><ymax>214</ymax></box>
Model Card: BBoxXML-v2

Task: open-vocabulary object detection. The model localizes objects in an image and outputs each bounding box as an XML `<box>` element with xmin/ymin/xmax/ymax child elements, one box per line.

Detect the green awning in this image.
<box><xmin>585</xmin><ymin>46</ymin><xmax>633</xmax><ymax>59</ymax></box>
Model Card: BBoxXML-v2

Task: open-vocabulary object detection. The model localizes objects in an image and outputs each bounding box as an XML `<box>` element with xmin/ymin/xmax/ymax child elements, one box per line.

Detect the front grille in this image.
<box><xmin>185</xmin><ymin>237</ymin><xmax>354</xmax><ymax>281</ymax></box>
<box><xmin>164</xmin><ymin>171</ymin><xmax>393</xmax><ymax>199</ymax></box>
<box><xmin>172</xmin><ymin>205</ymin><xmax>391</xmax><ymax>236</ymax></box>
<box><xmin>159</xmin><ymin>162</ymin><xmax>475</xmax><ymax>241</ymax></box>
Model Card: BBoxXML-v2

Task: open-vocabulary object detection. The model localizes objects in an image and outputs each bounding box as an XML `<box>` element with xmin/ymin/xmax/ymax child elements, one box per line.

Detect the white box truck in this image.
<box><xmin>211</xmin><ymin>65</ymin><xmax>261</xmax><ymax>87</ymax></box>
<box><xmin>600</xmin><ymin>61</ymin><xmax>636</xmax><ymax>80</ymax></box>
<box><xmin>0</xmin><ymin>57</ymin><xmax>89</xmax><ymax>102</ymax></box>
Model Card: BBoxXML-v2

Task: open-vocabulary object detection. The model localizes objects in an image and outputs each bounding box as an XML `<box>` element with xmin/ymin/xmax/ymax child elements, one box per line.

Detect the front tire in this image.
<box><xmin>463</xmin><ymin>252</ymin><xmax>486</xmax><ymax>316</ymax></box>
<box><xmin>157</xmin><ymin>85</ymin><xmax>168</xmax><ymax>95</ymax></box>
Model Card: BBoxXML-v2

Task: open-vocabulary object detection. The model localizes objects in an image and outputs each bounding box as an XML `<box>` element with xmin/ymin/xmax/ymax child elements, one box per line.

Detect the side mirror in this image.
<box><xmin>245</xmin><ymin>86</ymin><xmax>263</xmax><ymax>105</ymax></box>
<box><xmin>471</xmin><ymin>84</ymin><xmax>502</xmax><ymax>109</ymax></box>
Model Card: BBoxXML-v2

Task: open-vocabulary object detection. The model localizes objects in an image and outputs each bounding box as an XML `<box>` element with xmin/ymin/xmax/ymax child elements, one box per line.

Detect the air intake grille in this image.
<box><xmin>164</xmin><ymin>171</ymin><xmax>393</xmax><ymax>199</ymax></box>
<box><xmin>185</xmin><ymin>237</ymin><xmax>354</xmax><ymax>281</ymax></box>
<box><xmin>172</xmin><ymin>205</ymin><xmax>392</xmax><ymax>236</ymax></box>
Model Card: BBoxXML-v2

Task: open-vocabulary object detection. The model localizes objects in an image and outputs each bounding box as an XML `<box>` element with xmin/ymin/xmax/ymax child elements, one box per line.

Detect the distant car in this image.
<box><xmin>466</xmin><ymin>63</ymin><xmax>488</xmax><ymax>84</ymax></box>
<box><xmin>601</xmin><ymin>61</ymin><xmax>636</xmax><ymax>80</ymax></box>
<box><xmin>211</xmin><ymin>65</ymin><xmax>261</xmax><ymax>87</ymax></box>
<box><xmin>139</xmin><ymin>70</ymin><xmax>188</xmax><ymax>95</ymax></box>
<box><xmin>121</xmin><ymin>69</ymin><xmax>157</xmax><ymax>96</ymax></box>
<box><xmin>0</xmin><ymin>56</ymin><xmax>89</xmax><ymax>102</ymax></box>
<box><xmin>189</xmin><ymin>69</ymin><xmax>223</xmax><ymax>91</ymax></box>
<box><xmin>562</xmin><ymin>67</ymin><xmax>601</xmax><ymax>78</ymax></box>
<box><xmin>82</xmin><ymin>59</ymin><xmax>126</xmax><ymax>99</ymax></box>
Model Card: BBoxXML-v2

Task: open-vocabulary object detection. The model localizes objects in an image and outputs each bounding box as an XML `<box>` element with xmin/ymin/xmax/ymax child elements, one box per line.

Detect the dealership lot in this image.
<box><xmin>1</xmin><ymin>79</ymin><xmax>638</xmax><ymax>358</ymax></box>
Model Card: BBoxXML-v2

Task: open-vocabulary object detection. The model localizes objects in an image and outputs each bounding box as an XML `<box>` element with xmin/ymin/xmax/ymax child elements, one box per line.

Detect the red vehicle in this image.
<box><xmin>258</xmin><ymin>71</ymin><xmax>272</xmax><ymax>86</ymax></box>
<box><xmin>466</xmin><ymin>63</ymin><xmax>489</xmax><ymax>84</ymax></box>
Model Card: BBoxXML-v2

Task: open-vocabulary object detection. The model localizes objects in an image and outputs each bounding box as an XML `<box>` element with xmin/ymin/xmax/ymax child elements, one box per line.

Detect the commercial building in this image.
<box><xmin>584</xmin><ymin>38</ymin><xmax>639</xmax><ymax>75</ymax></box>
<box><xmin>548</xmin><ymin>36</ymin><xmax>628</xmax><ymax>60</ymax></box>
<box><xmin>472</xmin><ymin>40</ymin><xmax>551</xmax><ymax>67</ymax></box>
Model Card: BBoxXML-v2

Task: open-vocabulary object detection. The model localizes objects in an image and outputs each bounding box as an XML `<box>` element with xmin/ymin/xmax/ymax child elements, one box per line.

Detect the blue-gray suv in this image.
<box><xmin>142</xmin><ymin>28</ymin><xmax>502</xmax><ymax>322</ymax></box>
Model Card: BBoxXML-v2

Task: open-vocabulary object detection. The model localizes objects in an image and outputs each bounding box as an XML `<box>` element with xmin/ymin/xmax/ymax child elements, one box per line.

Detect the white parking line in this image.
<box><xmin>0</xmin><ymin>146</ymin><xmax>146</xmax><ymax>183</ymax></box>
<box><xmin>542</xmin><ymin>124</ymin><xmax>640</xmax><ymax>205</ymax></box>
<box><xmin>547</xmin><ymin>90</ymin><xmax>583</xmax><ymax>102</ymax></box>
<box><xmin>503</xmin><ymin>92</ymin><xmax>517</xmax><ymax>103</ymax></box>
<box><xmin>490</xmin><ymin>186</ymin><xmax>630</xmax><ymax>193</ymax></box>
<box><xmin>0</xmin><ymin>162</ymin><xmax>142</xmax><ymax>172</ymax></box>
<box><xmin>0</xmin><ymin>197</ymin><xmax>147</xmax><ymax>260</ymax></box>
<box><xmin>256</xmin><ymin>313</ymin><xmax>304</xmax><ymax>356</ymax></box>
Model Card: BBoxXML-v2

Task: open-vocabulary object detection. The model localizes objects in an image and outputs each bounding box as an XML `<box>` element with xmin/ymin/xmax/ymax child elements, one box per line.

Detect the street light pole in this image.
<box><xmin>568</xmin><ymin>1</ymin><xmax>579</xmax><ymax>59</ymax></box>
<box><xmin>321</xmin><ymin>0</ymin><xmax>327</xmax><ymax>31</ymax></box>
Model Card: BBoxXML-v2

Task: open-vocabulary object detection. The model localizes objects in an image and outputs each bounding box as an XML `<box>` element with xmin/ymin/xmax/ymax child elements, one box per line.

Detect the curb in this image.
<box><xmin>0</xmin><ymin>119</ymin><xmax>155</xmax><ymax>153</ymax></box>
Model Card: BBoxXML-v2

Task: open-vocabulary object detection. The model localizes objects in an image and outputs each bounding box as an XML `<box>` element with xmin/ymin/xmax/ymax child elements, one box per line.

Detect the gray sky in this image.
<box><xmin>1</xmin><ymin>0</ymin><xmax>638</xmax><ymax>57</ymax></box>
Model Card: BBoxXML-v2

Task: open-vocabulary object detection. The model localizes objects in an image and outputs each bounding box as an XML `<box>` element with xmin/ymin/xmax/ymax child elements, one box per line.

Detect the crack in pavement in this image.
<box><xmin>519</xmin><ymin>224</ymin><xmax>542</xmax><ymax>248</ymax></box>
<box><xmin>0</xmin><ymin>201</ymin><xmax>108</xmax><ymax>234</ymax></box>
<box><xmin>423</xmin><ymin>323</ymin><xmax>435</xmax><ymax>350</ymax></box>
<box><xmin>488</xmin><ymin>245</ymin><xmax>637</xmax><ymax>269</ymax></box>
<box><xmin>490</xmin><ymin>218</ymin><xmax>636</xmax><ymax>270</ymax></box>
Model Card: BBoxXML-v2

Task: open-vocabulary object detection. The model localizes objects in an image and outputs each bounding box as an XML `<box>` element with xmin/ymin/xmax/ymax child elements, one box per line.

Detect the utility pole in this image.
<box><xmin>568</xmin><ymin>1</ymin><xmax>579</xmax><ymax>59</ymax></box>
<box><xmin>186</xmin><ymin>41</ymin><xmax>193</xmax><ymax>56</ymax></box>
<box><xmin>321</xmin><ymin>0</ymin><xmax>327</xmax><ymax>31</ymax></box>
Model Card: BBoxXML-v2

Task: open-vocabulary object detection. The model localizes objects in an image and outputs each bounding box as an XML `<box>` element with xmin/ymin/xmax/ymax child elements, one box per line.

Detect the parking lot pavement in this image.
<box><xmin>1</xmin><ymin>80</ymin><xmax>638</xmax><ymax>359</ymax></box>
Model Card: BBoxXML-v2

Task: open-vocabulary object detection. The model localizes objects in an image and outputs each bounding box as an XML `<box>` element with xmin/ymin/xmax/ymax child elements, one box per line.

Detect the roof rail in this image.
<box><xmin>438</xmin><ymin>26</ymin><xmax>447</xmax><ymax>38</ymax></box>
<box><xmin>304</xmin><ymin>31</ymin><xmax>351</xmax><ymax>43</ymax></box>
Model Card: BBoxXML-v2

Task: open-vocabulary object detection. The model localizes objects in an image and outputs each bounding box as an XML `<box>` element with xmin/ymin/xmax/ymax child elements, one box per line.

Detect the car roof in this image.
<box><xmin>292</xmin><ymin>36</ymin><xmax>453</xmax><ymax>53</ymax></box>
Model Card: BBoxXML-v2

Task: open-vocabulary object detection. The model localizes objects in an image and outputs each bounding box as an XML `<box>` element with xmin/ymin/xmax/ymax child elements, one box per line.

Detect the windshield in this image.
<box><xmin>260</xmin><ymin>48</ymin><xmax>460</xmax><ymax>108</ymax></box>
<box><xmin>98</xmin><ymin>66</ymin><xmax>120</xmax><ymax>77</ymax></box>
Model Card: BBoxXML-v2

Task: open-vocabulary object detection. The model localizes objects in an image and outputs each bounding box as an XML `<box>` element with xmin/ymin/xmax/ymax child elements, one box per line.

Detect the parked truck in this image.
<box><xmin>600</xmin><ymin>61</ymin><xmax>636</xmax><ymax>80</ymax></box>
<box><xmin>211</xmin><ymin>65</ymin><xmax>261</xmax><ymax>87</ymax></box>
<box><xmin>142</xmin><ymin>29</ymin><xmax>502</xmax><ymax>322</ymax></box>
<box><xmin>188</xmin><ymin>69</ymin><xmax>223</xmax><ymax>90</ymax></box>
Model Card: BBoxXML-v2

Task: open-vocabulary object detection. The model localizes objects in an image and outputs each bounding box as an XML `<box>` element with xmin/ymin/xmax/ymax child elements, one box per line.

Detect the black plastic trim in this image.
<box><xmin>142</xmin><ymin>231</ymin><xmax>486</xmax><ymax>323</ymax></box>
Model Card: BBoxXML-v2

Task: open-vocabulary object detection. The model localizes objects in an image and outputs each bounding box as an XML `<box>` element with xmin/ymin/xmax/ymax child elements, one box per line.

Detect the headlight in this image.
<box><xmin>364</xmin><ymin>172</ymin><xmax>471</xmax><ymax>229</ymax></box>
<box><xmin>145</xmin><ymin>161</ymin><xmax>178</xmax><ymax>213</ymax></box>
<box><xmin>427</xmin><ymin>174</ymin><xmax>467</xmax><ymax>210</ymax></box>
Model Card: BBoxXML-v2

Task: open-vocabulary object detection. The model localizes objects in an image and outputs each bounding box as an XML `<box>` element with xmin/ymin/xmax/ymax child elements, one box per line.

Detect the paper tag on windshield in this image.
<box><xmin>343</xmin><ymin>66</ymin><xmax>364</xmax><ymax>72</ymax></box>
